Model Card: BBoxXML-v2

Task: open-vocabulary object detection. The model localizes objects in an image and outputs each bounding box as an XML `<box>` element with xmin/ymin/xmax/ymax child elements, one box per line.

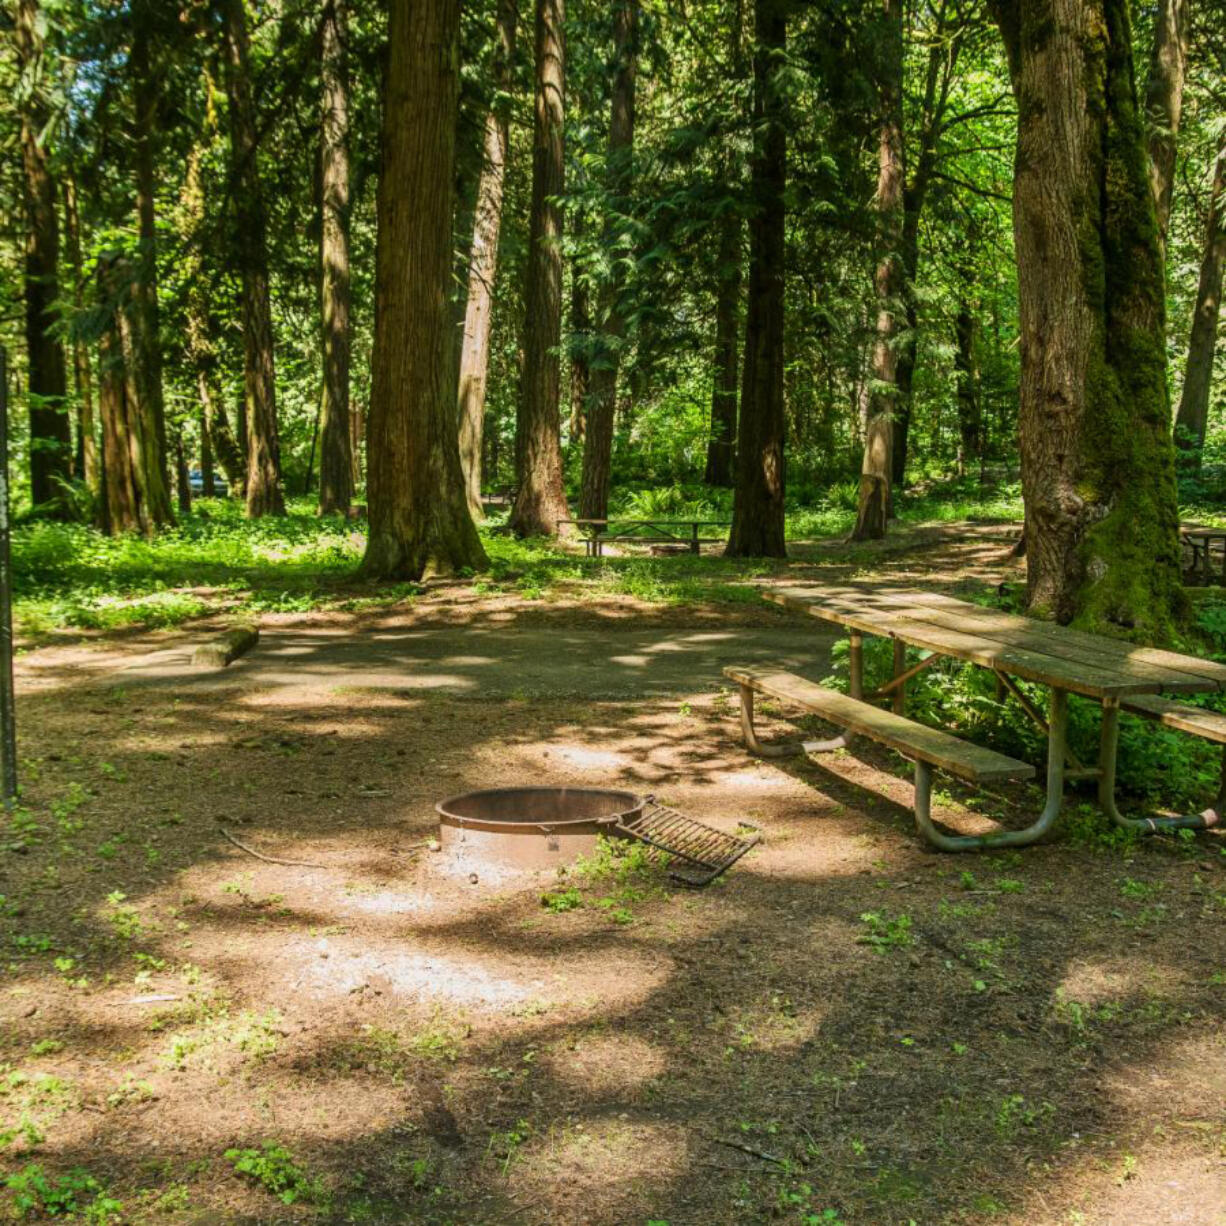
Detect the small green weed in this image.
<box><xmin>5</xmin><ymin>1164</ymin><xmax>121</xmax><ymax>1221</ymax></box>
<box><xmin>857</xmin><ymin>911</ymin><xmax>913</xmax><ymax>952</ymax></box>
<box><xmin>225</xmin><ymin>1142</ymin><xmax>321</xmax><ymax>1205</ymax></box>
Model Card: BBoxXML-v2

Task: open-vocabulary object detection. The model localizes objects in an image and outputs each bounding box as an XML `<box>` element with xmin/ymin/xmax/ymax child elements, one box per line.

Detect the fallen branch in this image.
<box><xmin>714</xmin><ymin>1138</ymin><xmax>787</xmax><ymax>1165</ymax></box>
<box><xmin>218</xmin><ymin>826</ymin><xmax>329</xmax><ymax>869</ymax></box>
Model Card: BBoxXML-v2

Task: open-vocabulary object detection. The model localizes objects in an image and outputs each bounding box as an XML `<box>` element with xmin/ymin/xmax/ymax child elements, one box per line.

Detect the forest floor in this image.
<box><xmin>3</xmin><ymin>521</ymin><xmax>1226</xmax><ymax>1225</ymax></box>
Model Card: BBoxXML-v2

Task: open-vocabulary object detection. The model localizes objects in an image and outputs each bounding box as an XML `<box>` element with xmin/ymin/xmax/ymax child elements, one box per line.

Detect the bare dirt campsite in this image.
<box><xmin>3</xmin><ymin>530</ymin><xmax>1225</xmax><ymax>1225</ymax></box>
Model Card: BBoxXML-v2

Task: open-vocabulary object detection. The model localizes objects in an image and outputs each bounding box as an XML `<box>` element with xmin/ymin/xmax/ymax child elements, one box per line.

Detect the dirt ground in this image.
<box><xmin>2</xmin><ymin>526</ymin><xmax>1225</xmax><ymax>1225</ymax></box>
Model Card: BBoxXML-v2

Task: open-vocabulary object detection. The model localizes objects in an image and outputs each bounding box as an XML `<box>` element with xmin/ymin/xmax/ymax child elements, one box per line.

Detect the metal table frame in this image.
<box><xmin>766</xmin><ymin>590</ymin><xmax>1226</xmax><ymax>851</ymax></box>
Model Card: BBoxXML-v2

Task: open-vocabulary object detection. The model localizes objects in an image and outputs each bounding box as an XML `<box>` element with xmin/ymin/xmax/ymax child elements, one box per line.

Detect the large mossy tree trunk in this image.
<box><xmin>361</xmin><ymin>0</ymin><xmax>487</xmax><ymax>580</ymax></box>
<box><xmin>992</xmin><ymin>0</ymin><xmax>1184</xmax><ymax>642</ymax></box>
<box><xmin>851</xmin><ymin>0</ymin><xmax>905</xmax><ymax>542</ymax></box>
<box><xmin>1173</xmin><ymin>131</ymin><xmax>1226</xmax><ymax>460</ymax></box>
<box><xmin>222</xmin><ymin>0</ymin><xmax>285</xmax><ymax>518</ymax></box>
<box><xmin>458</xmin><ymin>0</ymin><xmax>518</xmax><ymax>523</ymax></box>
<box><xmin>703</xmin><ymin>202</ymin><xmax>740</xmax><ymax>487</ymax></box>
<box><xmin>1142</xmin><ymin>0</ymin><xmax>1188</xmax><ymax>249</ymax></box>
<box><xmin>16</xmin><ymin>0</ymin><xmax>72</xmax><ymax>515</ymax></box>
<box><xmin>726</xmin><ymin>0</ymin><xmax>786</xmax><ymax>558</ymax></box>
<box><xmin>317</xmin><ymin>0</ymin><xmax>353</xmax><ymax>516</ymax></box>
<box><xmin>509</xmin><ymin>0</ymin><xmax>571</xmax><ymax>538</ymax></box>
<box><xmin>578</xmin><ymin>0</ymin><xmax>638</xmax><ymax>522</ymax></box>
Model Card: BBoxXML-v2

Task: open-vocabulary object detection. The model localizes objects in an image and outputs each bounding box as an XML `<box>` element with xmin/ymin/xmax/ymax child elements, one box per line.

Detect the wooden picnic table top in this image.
<box><xmin>765</xmin><ymin>585</ymin><xmax>1226</xmax><ymax>701</ymax></box>
<box><xmin>559</xmin><ymin>518</ymin><xmax>731</xmax><ymax>529</ymax></box>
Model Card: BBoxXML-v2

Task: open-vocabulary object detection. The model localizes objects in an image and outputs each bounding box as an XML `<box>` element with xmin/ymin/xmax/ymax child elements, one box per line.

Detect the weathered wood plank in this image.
<box><xmin>193</xmin><ymin>625</ymin><xmax>259</xmax><ymax>669</ymax></box>
<box><xmin>1121</xmin><ymin>693</ymin><xmax>1226</xmax><ymax>743</ymax></box>
<box><xmin>765</xmin><ymin>589</ymin><xmax>1157</xmax><ymax>699</ymax></box>
<box><xmin>725</xmin><ymin>666</ymin><xmax>1034</xmax><ymax>782</ymax></box>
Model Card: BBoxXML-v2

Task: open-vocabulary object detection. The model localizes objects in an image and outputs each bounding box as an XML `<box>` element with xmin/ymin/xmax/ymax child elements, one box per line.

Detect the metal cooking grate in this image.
<box><xmin>615</xmin><ymin>799</ymin><xmax>760</xmax><ymax>887</ymax></box>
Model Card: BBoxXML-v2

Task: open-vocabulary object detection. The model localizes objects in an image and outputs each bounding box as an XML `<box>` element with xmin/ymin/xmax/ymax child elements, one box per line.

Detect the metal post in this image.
<box><xmin>0</xmin><ymin>349</ymin><xmax>17</xmax><ymax>809</ymax></box>
<box><xmin>849</xmin><ymin>631</ymin><xmax>863</xmax><ymax>699</ymax></box>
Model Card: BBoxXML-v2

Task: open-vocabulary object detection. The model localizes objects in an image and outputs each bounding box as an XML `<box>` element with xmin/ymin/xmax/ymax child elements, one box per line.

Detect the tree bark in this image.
<box><xmin>704</xmin><ymin>204</ymin><xmax>741</xmax><ymax>487</ymax></box>
<box><xmin>361</xmin><ymin>0</ymin><xmax>487</xmax><ymax>579</ymax></box>
<box><xmin>318</xmin><ymin>0</ymin><xmax>353</xmax><ymax>516</ymax></box>
<box><xmin>1173</xmin><ymin>131</ymin><xmax>1226</xmax><ymax>458</ymax></box>
<box><xmin>15</xmin><ymin>0</ymin><xmax>72</xmax><ymax>514</ymax></box>
<box><xmin>200</xmin><ymin>403</ymin><xmax>214</xmax><ymax>496</ymax></box>
<box><xmin>1143</xmin><ymin>0</ymin><xmax>1189</xmax><ymax>249</ymax></box>
<box><xmin>509</xmin><ymin>0</ymin><xmax>571</xmax><ymax>537</ymax></box>
<box><xmin>726</xmin><ymin>0</ymin><xmax>786</xmax><ymax>558</ymax></box>
<box><xmin>954</xmin><ymin>295</ymin><xmax>980</xmax><ymax>472</ymax></box>
<box><xmin>221</xmin><ymin>0</ymin><xmax>285</xmax><ymax>517</ymax></box>
<box><xmin>851</xmin><ymin>0</ymin><xmax>905</xmax><ymax>541</ymax></box>
<box><xmin>992</xmin><ymin>0</ymin><xmax>1184</xmax><ymax>641</ymax></box>
<box><xmin>96</xmin><ymin>256</ymin><xmax>173</xmax><ymax>536</ymax></box>
<box><xmin>458</xmin><ymin>0</ymin><xmax>518</xmax><ymax>522</ymax></box>
<box><xmin>579</xmin><ymin>0</ymin><xmax>638</xmax><ymax>522</ymax></box>
<box><xmin>63</xmin><ymin>168</ymin><xmax>97</xmax><ymax>491</ymax></box>
<box><xmin>568</xmin><ymin>233</ymin><xmax>590</xmax><ymax>446</ymax></box>
<box><xmin>130</xmin><ymin>10</ymin><xmax>171</xmax><ymax>503</ymax></box>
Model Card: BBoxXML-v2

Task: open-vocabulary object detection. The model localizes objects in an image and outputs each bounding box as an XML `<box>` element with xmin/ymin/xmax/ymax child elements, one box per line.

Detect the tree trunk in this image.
<box><xmin>992</xmin><ymin>0</ymin><xmax>1183</xmax><ymax>641</ymax></box>
<box><xmin>222</xmin><ymin>0</ymin><xmax>285</xmax><ymax>517</ymax></box>
<box><xmin>96</xmin><ymin>256</ymin><xmax>173</xmax><ymax>536</ymax></box>
<box><xmin>15</xmin><ymin>0</ymin><xmax>72</xmax><ymax>514</ymax></box>
<box><xmin>1143</xmin><ymin>0</ymin><xmax>1189</xmax><ymax>249</ymax></box>
<box><xmin>175</xmin><ymin>432</ymin><xmax>192</xmax><ymax>514</ymax></box>
<box><xmin>130</xmin><ymin>11</ymin><xmax>171</xmax><ymax>503</ymax></box>
<box><xmin>726</xmin><ymin>0</ymin><xmax>786</xmax><ymax>558</ymax></box>
<box><xmin>704</xmin><ymin>205</ymin><xmax>741</xmax><ymax>487</ymax></box>
<box><xmin>568</xmin><ymin>213</ymin><xmax>589</xmax><ymax>445</ymax></box>
<box><xmin>180</xmin><ymin>144</ymin><xmax>247</xmax><ymax>496</ymax></box>
<box><xmin>579</xmin><ymin>0</ymin><xmax>638</xmax><ymax>522</ymax></box>
<box><xmin>458</xmin><ymin>0</ymin><xmax>518</xmax><ymax>522</ymax></box>
<box><xmin>1173</xmin><ymin>131</ymin><xmax>1226</xmax><ymax>459</ymax></box>
<box><xmin>509</xmin><ymin>0</ymin><xmax>571</xmax><ymax>537</ymax></box>
<box><xmin>318</xmin><ymin>0</ymin><xmax>353</xmax><ymax>516</ymax></box>
<box><xmin>954</xmin><ymin>296</ymin><xmax>980</xmax><ymax>471</ymax></box>
<box><xmin>63</xmin><ymin>168</ymin><xmax>97</xmax><ymax>491</ymax></box>
<box><xmin>200</xmin><ymin>403</ymin><xmax>214</xmax><ymax>496</ymax></box>
<box><xmin>851</xmin><ymin>0</ymin><xmax>905</xmax><ymax>542</ymax></box>
<box><xmin>361</xmin><ymin>0</ymin><xmax>487</xmax><ymax>579</ymax></box>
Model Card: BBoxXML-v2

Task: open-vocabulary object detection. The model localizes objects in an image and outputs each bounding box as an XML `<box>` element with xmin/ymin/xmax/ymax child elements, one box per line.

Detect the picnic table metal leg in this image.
<box><xmin>849</xmin><ymin>632</ymin><xmax>863</xmax><ymax>700</ymax></box>
<box><xmin>737</xmin><ymin>684</ymin><xmax>855</xmax><ymax>757</ymax></box>
<box><xmin>1097</xmin><ymin>698</ymin><xmax>1223</xmax><ymax>831</ymax></box>
<box><xmin>913</xmin><ymin>687</ymin><xmax>1069</xmax><ymax>851</ymax></box>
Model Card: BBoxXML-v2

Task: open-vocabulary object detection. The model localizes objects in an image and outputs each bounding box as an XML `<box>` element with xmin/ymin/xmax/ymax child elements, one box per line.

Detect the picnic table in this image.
<box><xmin>560</xmin><ymin>518</ymin><xmax>730</xmax><ymax>558</ymax></box>
<box><xmin>760</xmin><ymin>585</ymin><xmax>1226</xmax><ymax>849</ymax></box>
<box><xmin>1181</xmin><ymin>528</ymin><xmax>1226</xmax><ymax>585</ymax></box>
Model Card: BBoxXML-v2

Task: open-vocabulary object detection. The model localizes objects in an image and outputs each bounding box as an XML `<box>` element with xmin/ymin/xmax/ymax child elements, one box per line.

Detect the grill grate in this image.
<box><xmin>615</xmin><ymin>799</ymin><xmax>760</xmax><ymax>887</ymax></box>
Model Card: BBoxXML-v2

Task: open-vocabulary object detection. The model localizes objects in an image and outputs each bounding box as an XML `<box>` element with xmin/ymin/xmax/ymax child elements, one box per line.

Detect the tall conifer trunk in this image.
<box><xmin>361</xmin><ymin>0</ymin><xmax>487</xmax><ymax>579</ymax></box>
<box><xmin>458</xmin><ymin>0</ymin><xmax>518</xmax><ymax>522</ymax></box>
<box><xmin>578</xmin><ymin>0</ymin><xmax>638</xmax><ymax>522</ymax></box>
<box><xmin>510</xmin><ymin>0</ymin><xmax>571</xmax><ymax>537</ymax></box>
<box><xmin>318</xmin><ymin>0</ymin><xmax>353</xmax><ymax>516</ymax></box>
<box><xmin>222</xmin><ymin>0</ymin><xmax>285</xmax><ymax>517</ymax></box>
<box><xmin>704</xmin><ymin>204</ymin><xmax>741</xmax><ymax>487</ymax></box>
<box><xmin>1173</xmin><ymin>132</ymin><xmax>1226</xmax><ymax>459</ymax></box>
<box><xmin>63</xmin><ymin>169</ymin><xmax>97</xmax><ymax>491</ymax></box>
<box><xmin>851</xmin><ymin>0</ymin><xmax>905</xmax><ymax>541</ymax></box>
<box><xmin>1143</xmin><ymin>0</ymin><xmax>1188</xmax><ymax>249</ymax></box>
<box><xmin>130</xmin><ymin>9</ymin><xmax>171</xmax><ymax>501</ymax></box>
<box><xmin>16</xmin><ymin>0</ymin><xmax>72</xmax><ymax>513</ymax></box>
<box><xmin>991</xmin><ymin>0</ymin><xmax>1183</xmax><ymax>640</ymax></box>
<box><xmin>726</xmin><ymin>0</ymin><xmax>786</xmax><ymax>558</ymax></box>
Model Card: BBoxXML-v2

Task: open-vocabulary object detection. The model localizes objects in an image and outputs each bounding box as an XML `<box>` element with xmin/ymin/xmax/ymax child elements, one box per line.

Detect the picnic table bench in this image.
<box><xmin>560</xmin><ymin>518</ymin><xmax>730</xmax><ymax>558</ymax></box>
<box><xmin>726</xmin><ymin>585</ymin><xmax>1226</xmax><ymax>851</ymax></box>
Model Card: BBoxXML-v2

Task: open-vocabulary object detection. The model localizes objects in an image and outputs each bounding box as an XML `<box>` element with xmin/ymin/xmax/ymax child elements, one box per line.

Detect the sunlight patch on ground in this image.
<box><xmin>547</xmin><ymin>1034</ymin><xmax>667</xmax><ymax>1095</ymax></box>
<box><xmin>550</xmin><ymin>744</ymin><xmax>629</xmax><ymax>770</ymax></box>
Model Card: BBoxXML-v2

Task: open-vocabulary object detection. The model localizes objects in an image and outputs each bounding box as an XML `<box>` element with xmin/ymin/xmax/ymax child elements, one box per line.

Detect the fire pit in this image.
<box><xmin>434</xmin><ymin>786</ymin><xmax>761</xmax><ymax>886</ymax></box>
<box><xmin>435</xmin><ymin>787</ymin><xmax>645</xmax><ymax>872</ymax></box>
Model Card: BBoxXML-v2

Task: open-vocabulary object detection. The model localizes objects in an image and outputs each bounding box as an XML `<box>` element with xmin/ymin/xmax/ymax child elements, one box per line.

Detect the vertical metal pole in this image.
<box><xmin>0</xmin><ymin>349</ymin><xmax>17</xmax><ymax>808</ymax></box>
<box><xmin>849</xmin><ymin>631</ymin><xmax>863</xmax><ymax>699</ymax></box>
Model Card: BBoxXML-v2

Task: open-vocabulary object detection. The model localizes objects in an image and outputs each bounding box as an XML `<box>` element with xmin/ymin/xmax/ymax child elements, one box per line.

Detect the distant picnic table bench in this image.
<box><xmin>560</xmin><ymin>518</ymin><xmax>731</xmax><ymax>558</ymax></box>
<box><xmin>1181</xmin><ymin>528</ymin><xmax>1226</xmax><ymax>585</ymax></box>
<box><xmin>726</xmin><ymin>585</ymin><xmax>1226</xmax><ymax>852</ymax></box>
